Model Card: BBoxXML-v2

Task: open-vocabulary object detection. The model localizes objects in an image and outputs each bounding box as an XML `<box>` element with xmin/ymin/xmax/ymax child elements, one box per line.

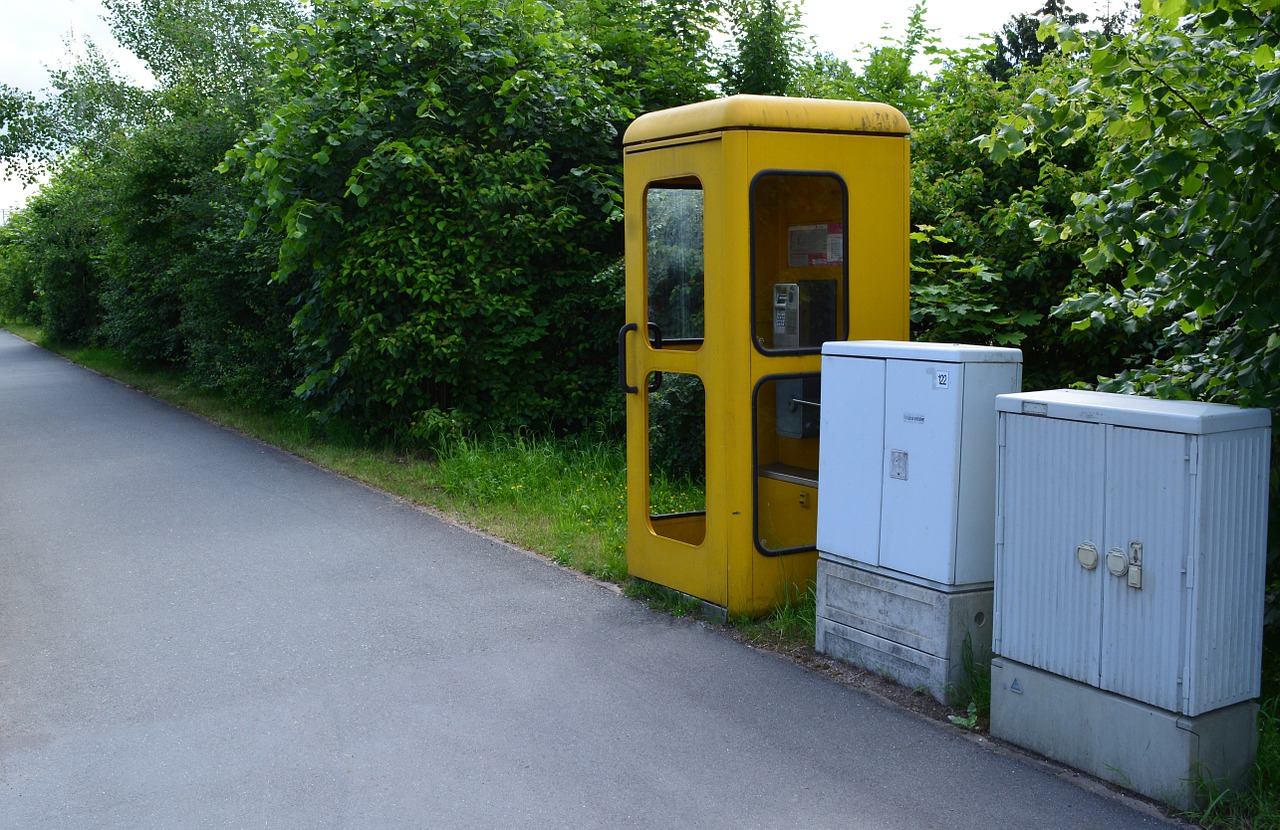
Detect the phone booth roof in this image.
<box><xmin>623</xmin><ymin>94</ymin><xmax>910</xmax><ymax>147</ymax></box>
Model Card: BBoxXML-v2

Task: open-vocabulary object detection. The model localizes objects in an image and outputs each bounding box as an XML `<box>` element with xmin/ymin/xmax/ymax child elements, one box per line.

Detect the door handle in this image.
<box><xmin>618</xmin><ymin>323</ymin><xmax>665</xmax><ymax>395</ymax></box>
<box><xmin>618</xmin><ymin>323</ymin><xmax>639</xmax><ymax>394</ymax></box>
<box><xmin>1104</xmin><ymin>542</ymin><xmax>1143</xmax><ymax>589</ymax></box>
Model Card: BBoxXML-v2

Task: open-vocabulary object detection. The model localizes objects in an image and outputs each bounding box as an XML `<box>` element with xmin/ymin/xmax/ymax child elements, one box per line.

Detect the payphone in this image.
<box><xmin>773</xmin><ymin>282</ymin><xmax>830</xmax><ymax>440</ymax></box>
<box><xmin>773</xmin><ymin>284</ymin><xmax>800</xmax><ymax>348</ymax></box>
<box><xmin>618</xmin><ymin>95</ymin><xmax>910</xmax><ymax>617</ymax></box>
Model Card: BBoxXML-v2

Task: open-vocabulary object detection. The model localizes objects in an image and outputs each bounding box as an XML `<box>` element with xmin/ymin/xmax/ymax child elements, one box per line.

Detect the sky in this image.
<box><xmin>0</xmin><ymin>0</ymin><xmax>1109</xmax><ymax>212</ymax></box>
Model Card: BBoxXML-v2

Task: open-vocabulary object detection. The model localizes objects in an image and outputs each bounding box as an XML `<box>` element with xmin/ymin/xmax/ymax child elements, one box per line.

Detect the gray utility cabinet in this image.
<box><xmin>814</xmin><ymin>341</ymin><xmax>1022</xmax><ymax>702</ymax></box>
<box><xmin>991</xmin><ymin>389</ymin><xmax>1271</xmax><ymax>809</ymax></box>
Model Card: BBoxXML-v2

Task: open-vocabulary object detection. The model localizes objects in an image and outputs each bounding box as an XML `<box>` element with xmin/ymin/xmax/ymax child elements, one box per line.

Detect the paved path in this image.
<box><xmin>0</xmin><ymin>330</ymin><xmax>1177</xmax><ymax>829</ymax></box>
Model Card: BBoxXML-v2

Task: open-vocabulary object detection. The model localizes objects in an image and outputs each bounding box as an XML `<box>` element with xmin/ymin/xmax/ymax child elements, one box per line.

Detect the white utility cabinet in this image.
<box><xmin>991</xmin><ymin>388</ymin><xmax>1271</xmax><ymax>809</ymax></box>
<box><xmin>814</xmin><ymin>341</ymin><xmax>1022</xmax><ymax>701</ymax></box>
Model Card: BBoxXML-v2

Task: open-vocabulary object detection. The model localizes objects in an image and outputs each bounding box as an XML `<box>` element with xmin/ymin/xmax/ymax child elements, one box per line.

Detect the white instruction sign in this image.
<box><xmin>788</xmin><ymin>222</ymin><xmax>844</xmax><ymax>267</ymax></box>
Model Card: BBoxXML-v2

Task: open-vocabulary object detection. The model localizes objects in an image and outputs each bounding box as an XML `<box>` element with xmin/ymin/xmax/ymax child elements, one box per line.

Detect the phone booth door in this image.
<box><xmin>620</xmin><ymin>139</ymin><xmax>730</xmax><ymax>609</ymax></box>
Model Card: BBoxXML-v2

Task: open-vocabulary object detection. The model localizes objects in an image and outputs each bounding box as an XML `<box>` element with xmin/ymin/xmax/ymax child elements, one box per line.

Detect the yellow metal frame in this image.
<box><xmin>621</xmin><ymin>95</ymin><xmax>910</xmax><ymax>617</ymax></box>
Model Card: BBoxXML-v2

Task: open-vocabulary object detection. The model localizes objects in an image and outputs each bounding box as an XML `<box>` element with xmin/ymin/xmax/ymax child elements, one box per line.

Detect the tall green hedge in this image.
<box><xmin>225</xmin><ymin>0</ymin><xmax>641</xmax><ymax>437</ymax></box>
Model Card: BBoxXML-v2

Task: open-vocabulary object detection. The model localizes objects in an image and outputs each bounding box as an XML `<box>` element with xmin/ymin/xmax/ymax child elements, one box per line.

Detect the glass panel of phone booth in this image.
<box><xmin>646</xmin><ymin>183</ymin><xmax>704</xmax><ymax>348</ymax></box>
<box><xmin>647</xmin><ymin>371</ymin><xmax>707</xmax><ymax>545</ymax></box>
<box><xmin>751</xmin><ymin>174</ymin><xmax>846</xmax><ymax>354</ymax></box>
<box><xmin>755</xmin><ymin>376</ymin><xmax>820</xmax><ymax>554</ymax></box>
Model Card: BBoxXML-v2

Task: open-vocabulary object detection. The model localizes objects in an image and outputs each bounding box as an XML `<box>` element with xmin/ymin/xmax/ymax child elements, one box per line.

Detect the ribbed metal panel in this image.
<box><xmin>1183</xmin><ymin>429</ymin><xmax>1270</xmax><ymax>715</ymax></box>
<box><xmin>996</xmin><ymin>390</ymin><xmax>1271</xmax><ymax>717</ymax></box>
<box><xmin>995</xmin><ymin>414</ymin><xmax>1104</xmax><ymax>684</ymax></box>
<box><xmin>1098</xmin><ymin>427</ymin><xmax>1189</xmax><ymax>711</ymax></box>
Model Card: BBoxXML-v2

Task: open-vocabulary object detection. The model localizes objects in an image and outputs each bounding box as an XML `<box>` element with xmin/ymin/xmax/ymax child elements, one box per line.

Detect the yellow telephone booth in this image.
<box><xmin>618</xmin><ymin>94</ymin><xmax>910</xmax><ymax>618</ymax></box>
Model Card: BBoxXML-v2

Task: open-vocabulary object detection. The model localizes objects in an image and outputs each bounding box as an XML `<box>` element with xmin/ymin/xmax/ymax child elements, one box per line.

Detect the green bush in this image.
<box><xmin>909</xmin><ymin>49</ymin><xmax>1129</xmax><ymax>391</ymax></box>
<box><xmin>12</xmin><ymin>162</ymin><xmax>108</xmax><ymax>343</ymax></box>
<box><xmin>227</xmin><ymin>0</ymin><xmax>638</xmax><ymax>436</ymax></box>
<box><xmin>90</xmin><ymin>109</ymin><xmax>295</xmax><ymax>399</ymax></box>
<box><xmin>0</xmin><ymin>222</ymin><xmax>38</xmax><ymax>322</ymax></box>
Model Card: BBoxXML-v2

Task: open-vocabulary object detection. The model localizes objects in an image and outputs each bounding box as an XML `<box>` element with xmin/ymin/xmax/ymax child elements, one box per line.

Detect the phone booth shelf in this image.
<box><xmin>619</xmin><ymin>95</ymin><xmax>911</xmax><ymax>618</ymax></box>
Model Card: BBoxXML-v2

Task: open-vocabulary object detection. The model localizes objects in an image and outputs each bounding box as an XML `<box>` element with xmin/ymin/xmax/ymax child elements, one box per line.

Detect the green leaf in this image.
<box><xmin>1143</xmin><ymin>0</ymin><xmax>1188</xmax><ymax>23</ymax></box>
<box><xmin>1251</xmin><ymin>42</ymin><xmax>1277</xmax><ymax>70</ymax></box>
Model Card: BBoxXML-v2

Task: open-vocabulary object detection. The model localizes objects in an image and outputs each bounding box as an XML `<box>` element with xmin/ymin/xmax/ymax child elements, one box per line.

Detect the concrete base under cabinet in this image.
<box><xmin>990</xmin><ymin>657</ymin><xmax>1258</xmax><ymax>810</ymax></box>
<box><xmin>814</xmin><ymin>557</ymin><xmax>992</xmax><ymax>703</ymax></box>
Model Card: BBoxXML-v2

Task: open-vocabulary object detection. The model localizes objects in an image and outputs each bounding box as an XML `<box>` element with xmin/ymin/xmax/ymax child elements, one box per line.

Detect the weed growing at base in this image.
<box><xmin>624</xmin><ymin>580</ymin><xmax>709</xmax><ymax>619</ymax></box>
<box><xmin>948</xmin><ymin>631</ymin><xmax>991</xmax><ymax>728</ymax></box>
<box><xmin>1192</xmin><ymin>664</ymin><xmax>1280</xmax><ymax>828</ymax></box>
<box><xmin>732</xmin><ymin>581</ymin><xmax>816</xmax><ymax>650</ymax></box>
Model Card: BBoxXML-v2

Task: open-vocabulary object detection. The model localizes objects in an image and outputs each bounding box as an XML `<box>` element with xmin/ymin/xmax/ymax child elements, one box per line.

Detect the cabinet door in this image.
<box><xmin>816</xmin><ymin>356</ymin><xmax>886</xmax><ymax>565</ymax></box>
<box><xmin>879</xmin><ymin>359</ymin><xmax>963</xmax><ymax>582</ymax></box>
<box><xmin>1098</xmin><ymin>426</ymin><xmax>1190</xmax><ymax>711</ymax></box>
<box><xmin>996</xmin><ymin>415</ymin><xmax>1105</xmax><ymax>685</ymax></box>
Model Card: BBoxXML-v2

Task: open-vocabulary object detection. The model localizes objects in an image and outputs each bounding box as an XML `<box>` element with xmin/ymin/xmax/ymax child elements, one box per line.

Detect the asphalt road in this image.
<box><xmin>0</xmin><ymin>330</ymin><xmax>1178</xmax><ymax>829</ymax></box>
